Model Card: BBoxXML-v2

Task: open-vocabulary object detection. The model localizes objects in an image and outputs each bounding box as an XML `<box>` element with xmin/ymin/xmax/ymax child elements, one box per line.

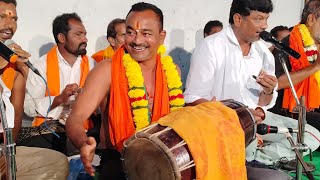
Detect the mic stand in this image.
<box><xmin>0</xmin><ymin>90</ymin><xmax>16</xmax><ymax>180</ymax></box>
<box><xmin>278</xmin><ymin>52</ymin><xmax>310</xmax><ymax>180</ymax></box>
<box><xmin>285</xmin><ymin>132</ymin><xmax>314</xmax><ymax>180</ymax></box>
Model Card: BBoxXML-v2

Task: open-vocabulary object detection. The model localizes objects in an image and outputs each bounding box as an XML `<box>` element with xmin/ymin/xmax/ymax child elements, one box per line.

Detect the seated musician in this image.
<box><xmin>66</xmin><ymin>2</ymin><xmax>185</xmax><ymax>179</ymax></box>
<box><xmin>0</xmin><ymin>0</ymin><xmax>68</xmax><ymax>179</ymax></box>
<box><xmin>91</xmin><ymin>18</ymin><xmax>126</xmax><ymax>63</ymax></box>
<box><xmin>23</xmin><ymin>13</ymin><xmax>95</xmax><ymax>153</ymax></box>
<box><xmin>269</xmin><ymin>0</ymin><xmax>320</xmax><ymax>133</ymax></box>
<box><xmin>184</xmin><ymin>0</ymin><xmax>318</xmax><ymax>179</ymax></box>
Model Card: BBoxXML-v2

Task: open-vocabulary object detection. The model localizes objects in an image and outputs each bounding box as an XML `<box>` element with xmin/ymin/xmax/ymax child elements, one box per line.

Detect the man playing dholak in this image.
<box><xmin>91</xmin><ymin>18</ymin><xmax>126</xmax><ymax>63</ymax></box>
<box><xmin>0</xmin><ymin>0</ymin><xmax>68</xmax><ymax>179</ymax></box>
<box><xmin>66</xmin><ymin>2</ymin><xmax>247</xmax><ymax>180</ymax></box>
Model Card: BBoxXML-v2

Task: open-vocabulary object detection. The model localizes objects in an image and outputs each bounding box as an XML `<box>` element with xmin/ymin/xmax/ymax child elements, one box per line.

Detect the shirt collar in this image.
<box><xmin>226</xmin><ymin>25</ymin><xmax>258</xmax><ymax>58</ymax></box>
<box><xmin>57</xmin><ymin>49</ymin><xmax>82</xmax><ymax>66</ymax></box>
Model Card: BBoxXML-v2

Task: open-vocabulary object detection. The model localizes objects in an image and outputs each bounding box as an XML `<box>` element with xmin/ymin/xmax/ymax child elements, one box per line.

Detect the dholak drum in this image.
<box><xmin>122</xmin><ymin>99</ymin><xmax>256</xmax><ymax>180</ymax></box>
<box><xmin>220</xmin><ymin>99</ymin><xmax>256</xmax><ymax>146</ymax></box>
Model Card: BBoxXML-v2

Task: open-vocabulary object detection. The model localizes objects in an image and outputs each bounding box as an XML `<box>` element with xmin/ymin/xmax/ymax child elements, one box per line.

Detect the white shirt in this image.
<box><xmin>24</xmin><ymin>49</ymin><xmax>95</xmax><ymax>119</ymax></box>
<box><xmin>184</xmin><ymin>25</ymin><xmax>278</xmax><ymax>110</ymax></box>
<box><xmin>0</xmin><ymin>78</ymin><xmax>15</xmax><ymax>132</ymax></box>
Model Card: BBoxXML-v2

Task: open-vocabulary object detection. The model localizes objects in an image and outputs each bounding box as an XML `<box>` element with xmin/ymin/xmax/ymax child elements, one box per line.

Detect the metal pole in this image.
<box><xmin>279</xmin><ymin>52</ymin><xmax>308</xmax><ymax>180</ymax></box>
<box><xmin>286</xmin><ymin>132</ymin><xmax>314</xmax><ymax>180</ymax></box>
<box><xmin>0</xmin><ymin>90</ymin><xmax>16</xmax><ymax>180</ymax></box>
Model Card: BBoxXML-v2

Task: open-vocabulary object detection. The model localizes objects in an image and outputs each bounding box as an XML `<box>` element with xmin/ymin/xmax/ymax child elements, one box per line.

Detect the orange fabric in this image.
<box><xmin>33</xmin><ymin>46</ymin><xmax>91</xmax><ymax>127</ymax></box>
<box><xmin>282</xmin><ymin>25</ymin><xmax>320</xmax><ymax>111</ymax></box>
<box><xmin>91</xmin><ymin>50</ymin><xmax>104</xmax><ymax>63</ymax></box>
<box><xmin>108</xmin><ymin>47</ymin><xmax>170</xmax><ymax>151</ymax></box>
<box><xmin>92</xmin><ymin>45</ymin><xmax>115</xmax><ymax>63</ymax></box>
<box><xmin>158</xmin><ymin>102</ymin><xmax>247</xmax><ymax>180</ymax></box>
<box><xmin>2</xmin><ymin>63</ymin><xmax>16</xmax><ymax>91</ymax></box>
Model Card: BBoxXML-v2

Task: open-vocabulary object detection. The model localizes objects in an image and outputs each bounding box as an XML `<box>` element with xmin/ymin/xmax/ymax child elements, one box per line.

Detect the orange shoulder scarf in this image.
<box><xmin>92</xmin><ymin>45</ymin><xmax>114</xmax><ymax>63</ymax></box>
<box><xmin>282</xmin><ymin>25</ymin><xmax>320</xmax><ymax>111</ymax></box>
<box><xmin>108</xmin><ymin>47</ymin><xmax>172</xmax><ymax>151</ymax></box>
<box><xmin>2</xmin><ymin>63</ymin><xmax>16</xmax><ymax>91</ymax></box>
<box><xmin>32</xmin><ymin>46</ymin><xmax>90</xmax><ymax>126</ymax></box>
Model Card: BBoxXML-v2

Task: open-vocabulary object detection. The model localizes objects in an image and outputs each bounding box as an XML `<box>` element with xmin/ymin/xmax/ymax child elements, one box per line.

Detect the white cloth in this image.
<box><xmin>24</xmin><ymin>49</ymin><xmax>95</xmax><ymax>120</ymax></box>
<box><xmin>184</xmin><ymin>25</ymin><xmax>278</xmax><ymax>110</ymax></box>
<box><xmin>246</xmin><ymin>111</ymin><xmax>320</xmax><ymax>165</ymax></box>
<box><xmin>0</xmin><ymin>78</ymin><xmax>15</xmax><ymax>132</ymax></box>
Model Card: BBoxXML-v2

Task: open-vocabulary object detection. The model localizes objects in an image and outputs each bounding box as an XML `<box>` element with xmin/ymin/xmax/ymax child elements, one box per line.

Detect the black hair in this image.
<box><xmin>0</xmin><ymin>0</ymin><xmax>16</xmax><ymax>6</ymax></box>
<box><xmin>229</xmin><ymin>0</ymin><xmax>273</xmax><ymax>24</ymax></box>
<box><xmin>204</xmin><ymin>20</ymin><xmax>223</xmax><ymax>35</ymax></box>
<box><xmin>52</xmin><ymin>13</ymin><xmax>82</xmax><ymax>44</ymax></box>
<box><xmin>270</xmin><ymin>25</ymin><xmax>289</xmax><ymax>39</ymax></box>
<box><xmin>107</xmin><ymin>18</ymin><xmax>126</xmax><ymax>39</ymax></box>
<box><xmin>126</xmin><ymin>2</ymin><xmax>163</xmax><ymax>30</ymax></box>
<box><xmin>301</xmin><ymin>0</ymin><xmax>320</xmax><ymax>24</ymax></box>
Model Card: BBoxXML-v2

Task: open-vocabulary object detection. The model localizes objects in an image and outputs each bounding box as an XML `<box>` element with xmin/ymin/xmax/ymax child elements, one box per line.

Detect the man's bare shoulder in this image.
<box><xmin>93</xmin><ymin>59</ymin><xmax>111</xmax><ymax>73</ymax></box>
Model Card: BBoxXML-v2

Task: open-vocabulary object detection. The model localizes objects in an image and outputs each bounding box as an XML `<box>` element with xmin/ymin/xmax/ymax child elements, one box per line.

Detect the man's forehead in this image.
<box><xmin>69</xmin><ymin>20</ymin><xmax>85</xmax><ymax>31</ymax></box>
<box><xmin>0</xmin><ymin>3</ymin><xmax>17</xmax><ymax>16</ymax></box>
<box><xmin>249</xmin><ymin>10</ymin><xmax>270</xmax><ymax>17</ymax></box>
<box><xmin>115</xmin><ymin>23</ymin><xmax>125</xmax><ymax>31</ymax></box>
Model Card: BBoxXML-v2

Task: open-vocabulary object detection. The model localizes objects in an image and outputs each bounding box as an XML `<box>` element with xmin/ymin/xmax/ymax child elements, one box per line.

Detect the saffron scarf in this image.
<box><xmin>2</xmin><ymin>63</ymin><xmax>16</xmax><ymax>91</ymax></box>
<box><xmin>282</xmin><ymin>25</ymin><xmax>320</xmax><ymax>111</ymax></box>
<box><xmin>108</xmin><ymin>47</ymin><xmax>171</xmax><ymax>151</ymax></box>
<box><xmin>91</xmin><ymin>45</ymin><xmax>115</xmax><ymax>63</ymax></box>
<box><xmin>158</xmin><ymin>102</ymin><xmax>247</xmax><ymax>180</ymax></box>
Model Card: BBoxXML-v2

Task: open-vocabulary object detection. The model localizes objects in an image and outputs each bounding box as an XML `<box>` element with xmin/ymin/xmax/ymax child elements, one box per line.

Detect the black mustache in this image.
<box><xmin>78</xmin><ymin>42</ymin><xmax>87</xmax><ymax>48</ymax></box>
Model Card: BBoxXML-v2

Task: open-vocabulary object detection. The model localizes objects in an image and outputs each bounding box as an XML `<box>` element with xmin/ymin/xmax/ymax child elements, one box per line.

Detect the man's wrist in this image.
<box><xmin>262</xmin><ymin>89</ymin><xmax>273</xmax><ymax>95</ymax></box>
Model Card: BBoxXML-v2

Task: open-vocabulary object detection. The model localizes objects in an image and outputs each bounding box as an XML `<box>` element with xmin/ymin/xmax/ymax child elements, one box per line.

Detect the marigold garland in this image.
<box><xmin>123</xmin><ymin>45</ymin><xmax>185</xmax><ymax>130</ymax></box>
<box><xmin>299</xmin><ymin>24</ymin><xmax>320</xmax><ymax>89</ymax></box>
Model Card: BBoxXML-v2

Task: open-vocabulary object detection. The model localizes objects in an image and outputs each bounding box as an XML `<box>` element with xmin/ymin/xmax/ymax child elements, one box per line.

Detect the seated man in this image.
<box><xmin>184</xmin><ymin>0</ymin><xmax>317</xmax><ymax>178</ymax></box>
<box><xmin>22</xmin><ymin>13</ymin><xmax>95</xmax><ymax>153</ymax></box>
<box><xmin>0</xmin><ymin>0</ymin><xmax>68</xmax><ymax>179</ymax></box>
<box><xmin>91</xmin><ymin>18</ymin><xmax>126</xmax><ymax>63</ymax></box>
<box><xmin>203</xmin><ymin>20</ymin><xmax>223</xmax><ymax>38</ymax></box>
<box><xmin>268</xmin><ymin>25</ymin><xmax>290</xmax><ymax>52</ymax></box>
<box><xmin>269</xmin><ymin>0</ymin><xmax>320</xmax><ymax>132</ymax></box>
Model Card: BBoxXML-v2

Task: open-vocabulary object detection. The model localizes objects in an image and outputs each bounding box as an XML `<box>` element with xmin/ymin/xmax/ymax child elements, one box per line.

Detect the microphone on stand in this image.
<box><xmin>0</xmin><ymin>40</ymin><xmax>41</xmax><ymax>77</ymax></box>
<box><xmin>257</xmin><ymin>123</ymin><xmax>298</xmax><ymax>135</ymax></box>
<box><xmin>259</xmin><ymin>31</ymin><xmax>301</xmax><ymax>59</ymax></box>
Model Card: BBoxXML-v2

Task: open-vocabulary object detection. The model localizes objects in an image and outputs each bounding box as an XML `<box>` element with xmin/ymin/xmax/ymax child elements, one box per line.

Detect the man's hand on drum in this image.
<box><xmin>249</xmin><ymin>108</ymin><xmax>265</xmax><ymax>124</ymax></box>
<box><xmin>255</xmin><ymin>71</ymin><xmax>277</xmax><ymax>95</ymax></box>
<box><xmin>57</xmin><ymin>83</ymin><xmax>80</xmax><ymax>105</ymax></box>
<box><xmin>80</xmin><ymin>137</ymin><xmax>96</xmax><ymax>176</ymax></box>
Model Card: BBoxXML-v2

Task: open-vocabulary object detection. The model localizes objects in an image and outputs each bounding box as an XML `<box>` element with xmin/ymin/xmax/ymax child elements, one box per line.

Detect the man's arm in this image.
<box><xmin>277</xmin><ymin>63</ymin><xmax>320</xmax><ymax>90</ymax></box>
<box><xmin>184</xmin><ymin>40</ymin><xmax>217</xmax><ymax>106</ymax></box>
<box><xmin>66</xmin><ymin>60</ymin><xmax>111</xmax><ymax>149</ymax></box>
<box><xmin>66</xmin><ymin>60</ymin><xmax>111</xmax><ymax>176</ymax></box>
<box><xmin>273</xmin><ymin>36</ymin><xmax>320</xmax><ymax>90</ymax></box>
<box><xmin>24</xmin><ymin>59</ymin><xmax>77</xmax><ymax>118</ymax></box>
<box><xmin>10</xmin><ymin>71</ymin><xmax>25</xmax><ymax>142</ymax></box>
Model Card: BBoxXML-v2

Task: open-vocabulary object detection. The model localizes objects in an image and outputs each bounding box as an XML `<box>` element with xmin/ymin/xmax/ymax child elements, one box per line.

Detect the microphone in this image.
<box><xmin>259</xmin><ymin>31</ymin><xmax>301</xmax><ymax>59</ymax></box>
<box><xmin>257</xmin><ymin>123</ymin><xmax>298</xmax><ymax>135</ymax></box>
<box><xmin>0</xmin><ymin>40</ymin><xmax>41</xmax><ymax>77</ymax></box>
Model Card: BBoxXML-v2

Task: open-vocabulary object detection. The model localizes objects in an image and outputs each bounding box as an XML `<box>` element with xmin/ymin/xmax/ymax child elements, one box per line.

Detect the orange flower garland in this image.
<box><xmin>299</xmin><ymin>24</ymin><xmax>320</xmax><ymax>88</ymax></box>
<box><xmin>123</xmin><ymin>45</ymin><xmax>184</xmax><ymax>130</ymax></box>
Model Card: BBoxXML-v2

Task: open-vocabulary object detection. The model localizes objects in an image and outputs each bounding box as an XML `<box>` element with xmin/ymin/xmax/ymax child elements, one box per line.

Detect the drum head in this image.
<box><xmin>123</xmin><ymin>136</ymin><xmax>177</xmax><ymax>180</ymax></box>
